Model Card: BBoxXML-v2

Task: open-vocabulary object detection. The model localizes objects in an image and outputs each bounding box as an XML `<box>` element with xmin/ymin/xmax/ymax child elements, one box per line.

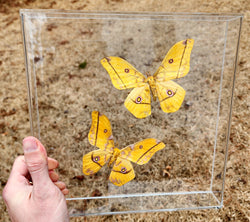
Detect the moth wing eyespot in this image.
<box><xmin>135</xmin><ymin>96</ymin><xmax>142</xmax><ymax>104</ymax></box>
<box><xmin>124</xmin><ymin>68</ymin><xmax>130</xmax><ymax>73</ymax></box>
<box><xmin>121</xmin><ymin>167</ymin><xmax>127</xmax><ymax>173</ymax></box>
<box><xmin>168</xmin><ymin>59</ymin><xmax>174</xmax><ymax>64</ymax></box>
<box><xmin>93</xmin><ymin>156</ymin><xmax>100</xmax><ymax>163</ymax></box>
<box><xmin>166</xmin><ymin>89</ymin><xmax>175</xmax><ymax>97</ymax></box>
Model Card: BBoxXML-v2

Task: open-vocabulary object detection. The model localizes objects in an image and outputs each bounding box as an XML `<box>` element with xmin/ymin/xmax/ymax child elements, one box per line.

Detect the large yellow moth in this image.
<box><xmin>82</xmin><ymin>111</ymin><xmax>165</xmax><ymax>186</ymax></box>
<box><xmin>101</xmin><ymin>39</ymin><xmax>194</xmax><ymax>118</ymax></box>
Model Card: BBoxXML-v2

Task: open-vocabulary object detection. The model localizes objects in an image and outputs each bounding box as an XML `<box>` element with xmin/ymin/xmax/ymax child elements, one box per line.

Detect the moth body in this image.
<box><xmin>145</xmin><ymin>75</ymin><xmax>157</xmax><ymax>101</ymax></box>
<box><xmin>108</xmin><ymin>148</ymin><xmax>120</xmax><ymax>166</ymax></box>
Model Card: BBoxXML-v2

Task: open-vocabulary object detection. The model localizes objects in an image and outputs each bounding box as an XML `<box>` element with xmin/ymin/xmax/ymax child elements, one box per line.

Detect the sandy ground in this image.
<box><xmin>0</xmin><ymin>0</ymin><xmax>249</xmax><ymax>221</ymax></box>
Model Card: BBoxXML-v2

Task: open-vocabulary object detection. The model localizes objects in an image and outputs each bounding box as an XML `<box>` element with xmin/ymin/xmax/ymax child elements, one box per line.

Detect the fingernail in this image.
<box><xmin>23</xmin><ymin>137</ymin><xmax>38</xmax><ymax>153</ymax></box>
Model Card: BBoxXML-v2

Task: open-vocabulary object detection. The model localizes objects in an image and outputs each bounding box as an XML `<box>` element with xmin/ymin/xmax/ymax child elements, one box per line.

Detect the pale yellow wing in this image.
<box><xmin>156</xmin><ymin>80</ymin><xmax>186</xmax><ymax>113</ymax></box>
<box><xmin>82</xmin><ymin>149</ymin><xmax>112</xmax><ymax>175</ymax></box>
<box><xmin>101</xmin><ymin>56</ymin><xmax>145</xmax><ymax>89</ymax></box>
<box><xmin>154</xmin><ymin>39</ymin><xmax>194</xmax><ymax>81</ymax></box>
<box><xmin>88</xmin><ymin>111</ymin><xmax>115</xmax><ymax>152</ymax></box>
<box><xmin>120</xmin><ymin>138</ymin><xmax>166</xmax><ymax>165</ymax></box>
<box><xmin>124</xmin><ymin>84</ymin><xmax>151</xmax><ymax>119</ymax></box>
<box><xmin>109</xmin><ymin>157</ymin><xmax>135</xmax><ymax>186</ymax></box>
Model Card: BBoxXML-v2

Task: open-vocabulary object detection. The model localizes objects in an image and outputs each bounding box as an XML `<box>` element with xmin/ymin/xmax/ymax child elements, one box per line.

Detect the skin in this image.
<box><xmin>2</xmin><ymin>136</ymin><xmax>69</xmax><ymax>222</ymax></box>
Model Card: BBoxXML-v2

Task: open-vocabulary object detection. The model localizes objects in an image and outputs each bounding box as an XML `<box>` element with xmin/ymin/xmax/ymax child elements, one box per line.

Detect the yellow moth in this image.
<box><xmin>82</xmin><ymin>111</ymin><xmax>165</xmax><ymax>186</ymax></box>
<box><xmin>101</xmin><ymin>39</ymin><xmax>194</xmax><ymax>118</ymax></box>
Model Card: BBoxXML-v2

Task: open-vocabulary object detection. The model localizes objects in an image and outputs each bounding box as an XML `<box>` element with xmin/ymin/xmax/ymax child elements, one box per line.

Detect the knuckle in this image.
<box><xmin>27</xmin><ymin>160</ymin><xmax>47</xmax><ymax>173</ymax></box>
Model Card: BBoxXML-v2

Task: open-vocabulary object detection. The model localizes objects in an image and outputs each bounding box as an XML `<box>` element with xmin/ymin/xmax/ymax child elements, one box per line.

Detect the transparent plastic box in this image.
<box><xmin>20</xmin><ymin>10</ymin><xmax>243</xmax><ymax>216</ymax></box>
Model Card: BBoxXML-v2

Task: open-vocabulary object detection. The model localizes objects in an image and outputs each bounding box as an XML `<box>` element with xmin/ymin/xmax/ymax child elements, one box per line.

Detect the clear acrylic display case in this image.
<box><xmin>20</xmin><ymin>10</ymin><xmax>243</xmax><ymax>216</ymax></box>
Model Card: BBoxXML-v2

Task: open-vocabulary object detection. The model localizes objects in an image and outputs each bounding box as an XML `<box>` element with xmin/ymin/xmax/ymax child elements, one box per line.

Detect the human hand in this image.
<box><xmin>3</xmin><ymin>136</ymin><xmax>69</xmax><ymax>222</ymax></box>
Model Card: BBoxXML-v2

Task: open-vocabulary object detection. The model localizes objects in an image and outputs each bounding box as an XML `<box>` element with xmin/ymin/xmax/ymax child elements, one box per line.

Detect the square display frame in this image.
<box><xmin>20</xmin><ymin>10</ymin><xmax>243</xmax><ymax>216</ymax></box>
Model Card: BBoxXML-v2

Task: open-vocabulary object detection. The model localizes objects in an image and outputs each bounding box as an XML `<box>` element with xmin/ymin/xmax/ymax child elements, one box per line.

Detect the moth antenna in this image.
<box><xmin>145</xmin><ymin>71</ymin><xmax>150</xmax><ymax>77</ymax></box>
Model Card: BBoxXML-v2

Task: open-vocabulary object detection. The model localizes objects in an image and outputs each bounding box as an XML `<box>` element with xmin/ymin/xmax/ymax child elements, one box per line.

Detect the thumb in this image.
<box><xmin>23</xmin><ymin>136</ymin><xmax>51</xmax><ymax>190</ymax></box>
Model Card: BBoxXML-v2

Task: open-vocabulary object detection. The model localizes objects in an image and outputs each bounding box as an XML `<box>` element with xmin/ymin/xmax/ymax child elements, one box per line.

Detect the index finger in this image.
<box><xmin>48</xmin><ymin>157</ymin><xmax>59</xmax><ymax>170</ymax></box>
